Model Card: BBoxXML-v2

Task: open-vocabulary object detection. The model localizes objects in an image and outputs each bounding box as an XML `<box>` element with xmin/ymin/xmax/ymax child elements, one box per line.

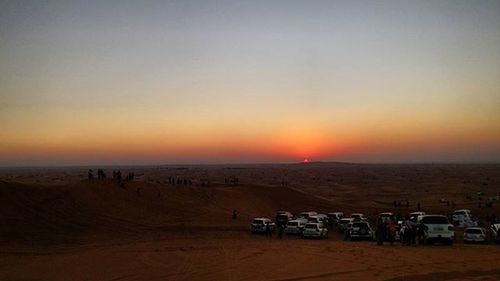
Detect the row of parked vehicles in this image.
<box><xmin>250</xmin><ymin>210</ymin><xmax>500</xmax><ymax>245</ymax></box>
<box><xmin>251</xmin><ymin>211</ymin><xmax>331</xmax><ymax>239</ymax></box>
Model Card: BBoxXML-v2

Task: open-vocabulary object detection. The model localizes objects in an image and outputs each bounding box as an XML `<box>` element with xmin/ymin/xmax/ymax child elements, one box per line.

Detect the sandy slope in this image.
<box><xmin>0</xmin><ymin>163</ymin><xmax>499</xmax><ymax>280</ymax></box>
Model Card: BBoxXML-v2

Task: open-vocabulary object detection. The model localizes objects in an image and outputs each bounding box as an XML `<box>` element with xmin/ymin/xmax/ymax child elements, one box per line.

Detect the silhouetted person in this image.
<box><xmin>277</xmin><ymin>224</ymin><xmax>284</xmax><ymax>239</ymax></box>
<box><xmin>377</xmin><ymin>219</ymin><xmax>386</xmax><ymax>245</ymax></box>
<box><xmin>265</xmin><ymin>222</ymin><xmax>272</xmax><ymax>237</ymax></box>
<box><xmin>88</xmin><ymin>169</ymin><xmax>94</xmax><ymax>180</ymax></box>
<box><xmin>97</xmin><ymin>169</ymin><xmax>106</xmax><ymax>179</ymax></box>
<box><xmin>232</xmin><ymin>210</ymin><xmax>238</xmax><ymax>220</ymax></box>
<box><xmin>417</xmin><ymin>222</ymin><xmax>425</xmax><ymax>244</ymax></box>
<box><xmin>405</xmin><ymin>217</ymin><xmax>416</xmax><ymax>246</ymax></box>
<box><xmin>387</xmin><ymin>218</ymin><xmax>396</xmax><ymax>246</ymax></box>
<box><xmin>116</xmin><ymin>170</ymin><xmax>122</xmax><ymax>183</ymax></box>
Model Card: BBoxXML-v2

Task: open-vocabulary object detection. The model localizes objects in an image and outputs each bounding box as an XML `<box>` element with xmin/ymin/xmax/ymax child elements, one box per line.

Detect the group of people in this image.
<box><xmin>88</xmin><ymin>169</ymin><xmax>107</xmax><ymax>180</ymax></box>
<box><xmin>168</xmin><ymin>176</ymin><xmax>192</xmax><ymax>185</ymax></box>
<box><xmin>376</xmin><ymin>216</ymin><xmax>426</xmax><ymax>246</ymax></box>
<box><xmin>224</xmin><ymin>177</ymin><xmax>239</xmax><ymax>184</ymax></box>
<box><xmin>87</xmin><ymin>169</ymin><xmax>134</xmax><ymax>184</ymax></box>
<box><xmin>376</xmin><ymin>217</ymin><xmax>398</xmax><ymax>245</ymax></box>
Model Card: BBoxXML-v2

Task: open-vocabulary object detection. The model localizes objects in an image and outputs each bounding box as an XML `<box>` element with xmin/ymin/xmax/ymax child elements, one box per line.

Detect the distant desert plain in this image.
<box><xmin>1</xmin><ymin>163</ymin><xmax>499</xmax><ymax>281</ymax></box>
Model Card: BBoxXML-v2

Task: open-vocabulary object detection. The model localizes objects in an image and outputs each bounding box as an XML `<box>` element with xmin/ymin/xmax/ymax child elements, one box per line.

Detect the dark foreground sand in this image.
<box><xmin>1</xmin><ymin>163</ymin><xmax>499</xmax><ymax>280</ymax></box>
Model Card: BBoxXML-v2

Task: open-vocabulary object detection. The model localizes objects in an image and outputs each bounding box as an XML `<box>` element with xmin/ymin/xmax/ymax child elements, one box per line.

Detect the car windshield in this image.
<box><xmin>353</xmin><ymin>222</ymin><xmax>368</xmax><ymax>228</ymax></box>
<box><xmin>340</xmin><ymin>219</ymin><xmax>350</xmax><ymax>224</ymax></box>
<box><xmin>253</xmin><ymin>220</ymin><xmax>264</xmax><ymax>224</ymax></box>
<box><xmin>287</xmin><ymin>221</ymin><xmax>298</xmax><ymax>226</ymax></box>
<box><xmin>305</xmin><ymin>224</ymin><xmax>318</xmax><ymax>229</ymax></box>
<box><xmin>278</xmin><ymin>214</ymin><xmax>288</xmax><ymax>219</ymax></box>
<box><xmin>465</xmin><ymin>229</ymin><xmax>482</xmax><ymax>234</ymax></box>
<box><xmin>454</xmin><ymin>211</ymin><xmax>466</xmax><ymax>215</ymax></box>
<box><xmin>422</xmin><ymin>216</ymin><xmax>449</xmax><ymax>224</ymax></box>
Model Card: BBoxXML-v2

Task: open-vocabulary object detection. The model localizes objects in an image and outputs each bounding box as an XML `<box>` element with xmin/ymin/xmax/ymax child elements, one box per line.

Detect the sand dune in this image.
<box><xmin>1</xmin><ymin>163</ymin><xmax>499</xmax><ymax>280</ymax></box>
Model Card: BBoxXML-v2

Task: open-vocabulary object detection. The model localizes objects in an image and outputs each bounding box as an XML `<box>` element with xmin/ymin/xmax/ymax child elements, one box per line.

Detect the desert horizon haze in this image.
<box><xmin>1</xmin><ymin>0</ymin><xmax>500</xmax><ymax>166</ymax></box>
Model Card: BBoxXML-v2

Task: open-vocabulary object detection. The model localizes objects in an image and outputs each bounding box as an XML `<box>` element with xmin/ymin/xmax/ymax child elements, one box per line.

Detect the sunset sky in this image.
<box><xmin>1</xmin><ymin>0</ymin><xmax>500</xmax><ymax>166</ymax></box>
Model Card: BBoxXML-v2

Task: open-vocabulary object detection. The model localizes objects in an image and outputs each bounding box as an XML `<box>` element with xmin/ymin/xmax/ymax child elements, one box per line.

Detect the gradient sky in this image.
<box><xmin>1</xmin><ymin>0</ymin><xmax>500</xmax><ymax>166</ymax></box>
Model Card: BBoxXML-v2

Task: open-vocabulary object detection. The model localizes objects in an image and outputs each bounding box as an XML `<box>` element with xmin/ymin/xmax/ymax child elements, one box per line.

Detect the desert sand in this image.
<box><xmin>1</xmin><ymin>163</ymin><xmax>499</xmax><ymax>281</ymax></box>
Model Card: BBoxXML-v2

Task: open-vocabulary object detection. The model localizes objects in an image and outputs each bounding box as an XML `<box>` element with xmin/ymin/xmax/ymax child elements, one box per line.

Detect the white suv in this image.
<box><xmin>306</xmin><ymin>216</ymin><xmax>325</xmax><ymax>227</ymax></box>
<box><xmin>250</xmin><ymin>218</ymin><xmax>275</xmax><ymax>234</ymax></box>
<box><xmin>464</xmin><ymin>227</ymin><xmax>487</xmax><ymax>244</ymax></box>
<box><xmin>301</xmin><ymin>223</ymin><xmax>328</xmax><ymax>239</ymax></box>
<box><xmin>452</xmin><ymin>209</ymin><xmax>472</xmax><ymax>226</ymax></box>
<box><xmin>284</xmin><ymin>219</ymin><xmax>306</xmax><ymax>235</ymax></box>
<box><xmin>421</xmin><ymin>215</ymin><xmax>455</xmax><ymax>245</ymax></box>
<box><xmin>298</xmin><ymin>211</ymin><xmax>318</xmax><ymax>221</ymax></box>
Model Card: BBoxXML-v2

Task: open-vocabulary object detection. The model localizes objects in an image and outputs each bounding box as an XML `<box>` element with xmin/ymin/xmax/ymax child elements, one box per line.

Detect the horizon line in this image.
<box><xmin>1</xmin><ymin>160</ymin><xmax>500</xmax><ymax>169</ymax></box>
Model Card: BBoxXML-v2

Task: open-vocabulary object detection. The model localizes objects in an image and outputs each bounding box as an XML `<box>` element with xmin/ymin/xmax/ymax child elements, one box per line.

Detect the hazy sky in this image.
<box><xmin>1</xmin><ymin>0</ymin><xmax>500</xmax><ymax>166</ymax></box>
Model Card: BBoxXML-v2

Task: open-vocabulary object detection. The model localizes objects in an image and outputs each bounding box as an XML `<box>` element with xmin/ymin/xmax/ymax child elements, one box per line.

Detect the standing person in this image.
<box><xmin>277</xmin><ymin>224</ymin><xmax>283</xmax><ymax>239</ymax></box>
<box><xmin>232</xmin><ymin>210</ymin><xmax>238</xmax><ymax>220</ymax></box>
<box><xmin>387</xmin><ymin>217</ymin><xmax>396</xmax><ymax>246</ymax></box>
<box><xmin>88</xmin><ymin>169</ymin><xmax>94</xmax><ymax>180</ymax></box>
<box><xmin>410</xmin><ymin>221</ymin><xmax>418</xmax><ymax>246</ymax></box>
<box><xmin>404</xmin><ymin>216</ymin><xmax>412</xmax><ymax>246</ymax></box>
<box><xmin>496</xmin><ymin>228</ymin><xmax>500</xmax><ymax>244</ymax></box>
<box><xmin>376</xmin><ymin>219</ymin><xmax>385</xmax><ymax>245</ymax></box>
<box><xmin>116</xmin><ymin>170</ymin><xmax>122</xmax><ymax>183</ymax></box>
<box><xmin>407</xmin><ymin>219</ymin><xmax>417</xmax><ymax>246</ymax></box>
<box><xmin>265</xmin><ymin>222</ymin><xmax>271</xmax><ymax>238</ymax></box>
<box><xmin>417</xmin><ymin>222</ymin><xmax>425</xmax><ymax>245</ymax></box>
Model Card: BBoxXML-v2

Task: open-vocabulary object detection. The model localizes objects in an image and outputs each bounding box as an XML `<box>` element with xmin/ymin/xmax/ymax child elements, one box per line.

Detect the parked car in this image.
<box><xmin>490</xmin><ymin>223</ymin><xmax>500</xmax><ymax>244</ymax></box>
<box><xmin>350</xmin><ymin>213</ymin><xmax>366</xmax><ymax>221</ymax></box>
<box><xmin>276</xmin><ymin>211</ymin><xmax>293</xmax><ymax>226</ymax></box>
<box><xmin>421</xmin><ymin>215</ymin><xmax>455</xmax><ymax>245</ymax></box>
<box><xmin>327</xmin><ymin>212</ymin><xmax>344</xmax><ymax>225</ymax></box>
<box><xmin>409</xmin><ymin>211</ymin><xmax>426</xmax><ymax>222</ymax></box>
<box><xmin>284</xmin><ymin>219</ymin><xmax>306</xmax><ymax>235</ymax></box>
<box><xmin>463</xmin><ymin>227</ymin><xmax>487</xmax><ymax>244</ymax></box>
<box><xmin>378</xmin><ymin>212</ymin><xmax>393</xmax><ymax>223</ymax></box>
<box><xmin>338</xmin><ymin>218</ymin><xmax>353</xmax><ymax>232</ymax></box>
<box><xmin>297</xmin><ymin>211</ymin><xmax>318</xmax><ymax>220</ymax></box>
<box><xmin>301</xmin><ymin>223</ymin><xmax>328</xmax><ymax>239</ymax></box>
<box><xmin>250</xmin><ymin>218</ymin><xmax>276</xmax><ymax>234</ymax></box>
<box><xmin>452</xmin><ymin>209</ymin><xmax>472</xmax><ymax>226</ymax></box>
<box><xmin>308</xmin><ymin>214</ymin><xmax>329</xmax><ymax>226</ymax></box>
<box><xmin>347</xmin><ymin>221</ymin><xmax>374</xmax><ymax>241</ymax></box>
<box><xmin>317</xmin><ymin>214</ymin><xmax>329</xmax><ymax>225</ymax></box>
<box><xmin>307</xmin><ymin>216</ymin><xmax>323</xmax><ymax>227</ymax></box>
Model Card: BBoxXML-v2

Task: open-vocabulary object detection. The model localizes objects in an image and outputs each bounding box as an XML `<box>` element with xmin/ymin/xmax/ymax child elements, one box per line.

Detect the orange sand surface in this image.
<box><xmin>1</xmin><ymin>163</ymin><xmax>499</xmax><ymax>280</ymax></box>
